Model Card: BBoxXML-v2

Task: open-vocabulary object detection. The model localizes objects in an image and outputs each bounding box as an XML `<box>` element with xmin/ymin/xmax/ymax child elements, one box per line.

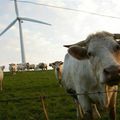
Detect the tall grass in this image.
<box><xmin>0</xmin><ymin>70</ymin><xmax>120</xmax><ymax>120</ymax></box>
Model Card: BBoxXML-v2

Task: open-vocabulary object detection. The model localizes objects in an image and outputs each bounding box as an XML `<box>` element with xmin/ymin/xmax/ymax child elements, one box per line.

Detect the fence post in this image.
<box><xmin>40</xmin><ymin>96</ymin><xmax>49</xmax><ymax>120</ymax></box>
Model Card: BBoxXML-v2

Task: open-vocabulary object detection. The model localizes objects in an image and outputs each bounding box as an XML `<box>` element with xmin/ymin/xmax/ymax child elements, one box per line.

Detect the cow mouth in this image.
<box><xmin>105</xmin><ymin>74</ymin><xmax>120</xmax><ymax>86</ymax></box>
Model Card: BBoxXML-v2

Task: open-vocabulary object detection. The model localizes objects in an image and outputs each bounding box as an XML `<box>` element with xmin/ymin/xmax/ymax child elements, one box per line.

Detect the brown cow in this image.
<box><xmin>49</xmin><ymin>61</ymin><xmax>63</xmax><ymax>86</ymax></box>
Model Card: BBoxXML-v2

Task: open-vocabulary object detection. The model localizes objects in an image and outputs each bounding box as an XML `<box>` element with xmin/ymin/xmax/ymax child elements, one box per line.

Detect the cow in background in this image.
<box><xmin>26</xmin><ymin>63</ymin><xmax>35</xmax><ymax>71</ymax></box>
<box><xmin>36</xmin><ymin>63</ymin><xmax>47</xmax><ymax>70</ymax></box>
<box><xmin>17</xmin><ymin>63</ymin><xmax>26</xmax><ymax>71</ymax></box>
<box><xmin>62</xmin><ymin>31</ymin><xmax>120</xmax><ymax>120</ymax></box>
<box><xmin>9</xmin><ymin>63</ymin><xmax>17</xmax><ymax>74</ymax></box>
<box><xmin>49</xmin><ymin>61</ymin><xmax>63</xmax><ymax>86</ymax></box>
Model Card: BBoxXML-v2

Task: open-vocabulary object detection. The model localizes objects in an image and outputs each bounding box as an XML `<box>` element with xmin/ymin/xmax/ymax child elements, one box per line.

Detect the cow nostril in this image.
<box><xmin>104</xmin><ymin>68</ymin><xmax>110</xmax><ymax>75</ymax></box>
<box><xmin>104</xmin><ymin>68</ymin><xmax>111</xmax><ymax>80</ymax></box>
<box><xmin>104</xmin><ymin>65</ymin><xmax>120</xmax><ymax>74</ymax></box>
<box><xmin>56</xmin><ymin>68</ymin><xmax>59</xmax><ymax>71</ymax></box>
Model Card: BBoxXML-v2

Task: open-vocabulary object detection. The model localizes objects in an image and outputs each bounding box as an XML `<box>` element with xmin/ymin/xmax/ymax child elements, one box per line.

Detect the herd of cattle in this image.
<box><xmin>9</xmin><ymin>62</ymin><xmax>48</xmax><ymax>74</ymax></box>
<box><xmin>1</xmin><ymin>31</ymin><xmax>120</xmax><ymax>120</ymax></box>
<box><xmin>0</xmin><ymin>62</ymin><xmax>48</xmax><ymax>91</ymax></box>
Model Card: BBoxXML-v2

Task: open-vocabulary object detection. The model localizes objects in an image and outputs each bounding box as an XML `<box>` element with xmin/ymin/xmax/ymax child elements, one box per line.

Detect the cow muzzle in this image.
<box><xmin>103</xmin><ymin>65</ymin><xmax>120</xmax><ymax>86</ymax></box>
<box><xmin>56</xmin><ymin>67</ymin><xmax>60</xmax><ymax>71</ymax></box>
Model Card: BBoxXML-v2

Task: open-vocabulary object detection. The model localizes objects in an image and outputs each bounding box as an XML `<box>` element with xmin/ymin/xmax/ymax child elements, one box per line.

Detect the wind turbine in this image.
<box><xmin>0</xmin><ymin>0</ymin><xmax>51</xmax><ymax>63</ymax></box>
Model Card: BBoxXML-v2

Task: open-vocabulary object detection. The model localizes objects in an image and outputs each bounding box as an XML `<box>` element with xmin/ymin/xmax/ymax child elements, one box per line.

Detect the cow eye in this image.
<box><xmin>114</xmin><ymin>45</ymin><xmax>120</xmax><ymax>51</ymax></box>
<box><xmin>87</xmin><ymin>52</ymin><xmax>93</xmax><ymax>57</ymax></box>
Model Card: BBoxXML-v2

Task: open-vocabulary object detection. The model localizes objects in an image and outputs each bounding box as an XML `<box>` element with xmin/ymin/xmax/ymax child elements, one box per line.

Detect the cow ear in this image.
<box><xmin>68</xmin><ymin>45</ymin><xmax>88</xmax><ymax>60</ymax></box>
<box><xmin>60</xmin><ymin>61</ymin><xmax>63</xmax><ymax>65</ymax></box>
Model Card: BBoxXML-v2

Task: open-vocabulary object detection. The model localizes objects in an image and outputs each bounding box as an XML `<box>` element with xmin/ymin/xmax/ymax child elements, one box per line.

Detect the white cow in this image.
<box><xmin>9</xmin><ymin>63</ymin><xmax>17</xmax><ymax>74</ymax></box>
<box><xmin>36</xmin><ymin>63</ymin><xmax>47</xmax><ymax>70</ymax></box>
<box><xmin>49</xmin><ymin>61</ymin><xmax>63</xmax><ymax>86</ymax></box>
<box><xmin>26</xmin><ymin>63</ymin><xmax>35</xmax><ymax>71</ymax></box>
<box><xmin>0</xmin><ymin>68</ymin><xmax>4</xmax><ymax>91</ymax></box>
<box><xmin>17</xmin><ymin>63</ymin><xmax>26</xmax><ymax>71</ymax></box>
<box><xmin>62</xmin><ymin>31</ymin><xmax>120</xmax><ymax>120</ymax></box>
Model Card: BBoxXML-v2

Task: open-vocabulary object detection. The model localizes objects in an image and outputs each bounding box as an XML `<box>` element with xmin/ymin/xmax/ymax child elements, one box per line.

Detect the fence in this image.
<box><xmin>0</xmin><ymin>90</ymin><xmax>120</xmax><ymax>120</ymax></box>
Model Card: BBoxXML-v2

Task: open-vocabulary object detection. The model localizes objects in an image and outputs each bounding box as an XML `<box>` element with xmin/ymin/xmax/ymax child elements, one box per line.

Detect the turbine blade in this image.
<box><xmin>19</xmin><ymin>17</ymin><xmax>51</xmax><ymax>26</ymax></box>
<box><xmin>0</xmin><ymin>18</ymin><xmax>17</xmax><ymax>36</ymax></box>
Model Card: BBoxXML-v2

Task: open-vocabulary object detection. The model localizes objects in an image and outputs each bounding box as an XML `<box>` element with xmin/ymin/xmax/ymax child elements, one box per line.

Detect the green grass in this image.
<box><xmin>0</xmin><ymin>70</ymin><xmax>120</xmax><ymax>120</ymax></box>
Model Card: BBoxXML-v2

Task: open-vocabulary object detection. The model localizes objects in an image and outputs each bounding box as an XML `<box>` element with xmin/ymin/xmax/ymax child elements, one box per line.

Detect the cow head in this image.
<box><xmin>49</xmin><ymin>61</ymin><xmax>63</xmax><ymax>71</ymax></box>
<box><xmin>64</xmin><ymin>31</ymin><xmax>120</xmax><ymax>86</ymax></box>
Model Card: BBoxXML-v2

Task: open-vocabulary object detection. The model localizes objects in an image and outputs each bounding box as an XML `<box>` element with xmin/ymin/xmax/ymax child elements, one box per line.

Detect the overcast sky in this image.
<box><xmin>1</xmin><ymin>0</ymin><xmax>120</xmax><ymax>71</ymax></box>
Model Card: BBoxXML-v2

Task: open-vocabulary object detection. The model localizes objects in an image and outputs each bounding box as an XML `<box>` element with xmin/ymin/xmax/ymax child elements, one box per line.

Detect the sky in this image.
<box><xmin>1</xmin><ymin>0</ymin><xmax>120</xmax><ymax>71</ymax></box>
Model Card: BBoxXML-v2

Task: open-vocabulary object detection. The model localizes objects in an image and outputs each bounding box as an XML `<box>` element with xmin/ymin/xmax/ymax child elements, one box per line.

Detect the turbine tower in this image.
<box><xmin>0</xmin><ymin>0</ymin><xmax>51</xmax><ymax>63</ymax></box>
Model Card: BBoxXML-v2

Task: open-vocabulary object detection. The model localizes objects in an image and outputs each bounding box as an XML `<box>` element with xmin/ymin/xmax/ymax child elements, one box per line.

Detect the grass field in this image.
<box><xmin>0</xmin><ymin>70</ymin><xmax>120</xmax><ymax>120</ymax></box>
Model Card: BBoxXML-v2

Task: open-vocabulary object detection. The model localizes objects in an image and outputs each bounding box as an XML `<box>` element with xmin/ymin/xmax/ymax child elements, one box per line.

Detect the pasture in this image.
<box><xmin>0</xmin><ymin>70</ymin><xmax>120</xmax><ymax>120</ymax></box>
